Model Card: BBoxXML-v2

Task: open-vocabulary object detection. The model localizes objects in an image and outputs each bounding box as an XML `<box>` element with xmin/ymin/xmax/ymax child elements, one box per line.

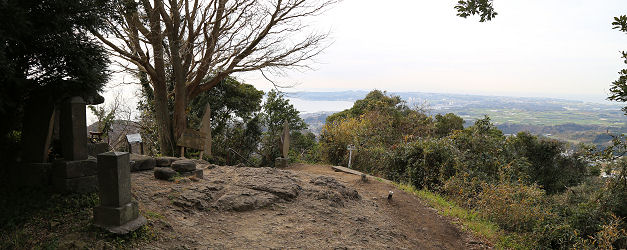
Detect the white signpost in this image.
<box><xmin>347</xmin><ymin>144</ymin><xmax>356</xmax><ymax>169</ymax></box>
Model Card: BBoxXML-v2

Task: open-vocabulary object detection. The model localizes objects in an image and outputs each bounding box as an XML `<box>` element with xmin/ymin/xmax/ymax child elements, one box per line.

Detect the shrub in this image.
<box><xmin>442</xmin><ymin>173</ymin><xmax>484</xmax><ymax>208</ymax></box>
<box><xmin>477</xmin><ymin>180</ymin><xmax>551</xmax><ymax>233</ymax></box>
<box><xmin>388</xmin><ymin>138</ymin><xmax>460</xmax><ymax>190</ymax></box>
<box><xmin>574</xmin><ymin>214</ymin><xmax>627</xmax><ymax>249</ymax></box>
<box><xmin>319</xmin><ymin>117</ymin><xmax>362</xmax><ymax>166</ymax></box>
<box><xmin>450</xmin><ymin>116</ymin><xmax>506</xmax><ymax>181</ymax></box>
<box><xmin>352</xmin><ymin>145</ymin><xmax>391</xmax><ymax>176</ymax></box>
<box><xmin>505</xmin><ymin>132</ymin><xmax>588</xmax><ymax>194</ymax></box>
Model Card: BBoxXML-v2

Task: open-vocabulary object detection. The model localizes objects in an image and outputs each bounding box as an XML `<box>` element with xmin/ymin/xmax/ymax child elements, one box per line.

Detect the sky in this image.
<box><xmin>238</xmin><ymin>0</ymin><xmax>627</xmax><ymax>103</ymax></box>
<box><xmin>93</xmin><ymin>0</ymin><xmax>627</xmax><ymax>123</ymax></box>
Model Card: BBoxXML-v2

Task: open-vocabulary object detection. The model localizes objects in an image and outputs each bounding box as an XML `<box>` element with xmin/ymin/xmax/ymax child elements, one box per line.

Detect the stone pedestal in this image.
<box><xmin>52</xmin><ymin>157</ymin><xmax>98</xmax><ymax>193</ymax></box>
<box><xmin>275</xmin><ymin>157</ymin><xmax>288</xmax><ymax>168</ymax></box>
<box><xmin>93</xmin><ymin>152</ymin><xmax>146</xmax><ymax>234</ymax></box>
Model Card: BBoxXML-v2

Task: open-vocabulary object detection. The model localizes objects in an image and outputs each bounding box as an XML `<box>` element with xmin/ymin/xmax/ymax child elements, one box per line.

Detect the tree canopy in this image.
<box><xmin>93</xmin><ymin>0</ymin><xmax>336</xmax><ymax>155</ymax></box>
<box><xmin>0</xmin><ymin>0</ymin><xmax>112</xmax><ymax>164</ymax></box>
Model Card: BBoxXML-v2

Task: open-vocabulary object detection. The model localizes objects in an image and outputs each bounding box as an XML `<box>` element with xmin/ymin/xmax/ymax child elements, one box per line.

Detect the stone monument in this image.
<box><xmin>275</xmin><ymin>121</ymin><xmax>290</xmax><ymax>168</ymax></box>
<box><xmin>93</xmin><ymin>152</ymin><xmax>146</xmax><ymax>234</ymax></box>
<box><xmin>52</xmin><ymin>97</ymin><xmax>98</xmax><ymax>193</ymax></box>
<box><xmin>177</xmin><ymin>103</ymin><xmax>211</xmax><ymax>159</ymax></box>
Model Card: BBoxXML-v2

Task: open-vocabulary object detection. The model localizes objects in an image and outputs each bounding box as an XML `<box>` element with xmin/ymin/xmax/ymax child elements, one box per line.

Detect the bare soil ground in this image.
<box><xmin>132</xmin><ymin>163</ymin><xmax>489</xmax><ymax>249</ymax></box>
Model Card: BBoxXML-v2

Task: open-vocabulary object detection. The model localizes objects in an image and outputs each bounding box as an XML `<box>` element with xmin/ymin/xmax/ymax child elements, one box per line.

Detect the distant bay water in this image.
<box><xmin>287</xmin><ymin>97</ymin><xmax>354</xmax><ymax>114</ymax></box>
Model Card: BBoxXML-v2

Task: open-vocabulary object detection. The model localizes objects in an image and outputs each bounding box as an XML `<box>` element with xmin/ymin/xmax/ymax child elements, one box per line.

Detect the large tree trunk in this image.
<box><xmin>153</xmin><ymin>82</ymin><xmax>175</xmax><ymax>155</ymax></box>
<box><xmin>167</xmin><ymin>0</ymin><xmax>188</xmax><ymax>145</ymax></box>
<box><xmin>149</xmin><ymin>1</ymin><xmax>175</xmax><ymax>156</ymax></box>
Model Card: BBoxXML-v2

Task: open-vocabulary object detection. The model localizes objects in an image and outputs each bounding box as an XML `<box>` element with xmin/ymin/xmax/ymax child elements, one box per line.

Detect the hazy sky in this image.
<box><xmin>239</xmin><ymin>0</ymin><xmax>627</xmax><ymax>103</ymax></box>
<box><xmin>93</xmin><ymin>0</ymin><xmax>627</xmax><ymax>123</ymax></box>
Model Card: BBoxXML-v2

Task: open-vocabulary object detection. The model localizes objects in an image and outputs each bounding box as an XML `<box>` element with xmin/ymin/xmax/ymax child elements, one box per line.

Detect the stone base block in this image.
<box><xmin>275</xmin><ymin>157</ymin><xmax>288</xmax><ymax>168</ymax></box>
<box><xmin>155</xmin><ymin>156</ymin><xmax>179</xmax><ymax>167</ymax></box>
<box><xmin>130</xmin><ymin>154</ymin><xmax>156</xmax><ymax>172</ymax></box>
<box><xmin>98</xmin><ymin>215</ymin><xmax>147</xmax><ymax>235</ymax></box>
<box><xmin>87</xmin><ymin>142</ymin><xmax>109</xmax><ymax>157</ymax></box>
<box><xmin>94</xmin><ymin>201</ymin><xmax>139</xmax><ymax>227</ymax></box>
<box><xmin>179</xmin><ymin>169</ymin><xmax>203</xmax><ymax>179</ymax></box>
<box><xmin>154</xmin><ymin>167</ymin><xmax>177</xmax><ymax>180</ymax></box>
<box><xmin>53</xmin><ymin>175</ymin><xmax>98</xmax><ymax>193</ymax></box>
<box><xmin>172</xmin><ymin>160</ymin><xmax>196</xmax><ymax>172</ymax></box>
<box><xmin>53</xmin><ymin>158</ymin><xmax>97</xmax><ymax>179</ymax></box>
<box><xmin>16</xmin><ymin>163</ymin><xmax>52</xmax><ymax>187</ymax></box>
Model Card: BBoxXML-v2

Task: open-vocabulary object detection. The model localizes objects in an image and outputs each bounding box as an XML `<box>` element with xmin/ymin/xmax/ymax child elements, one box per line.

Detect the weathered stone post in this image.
<box><xmin>275</xmin><ymin>121</ymin><xmax>290</xmax><ymax>168</ymax></box>
<box><xmin>199</xmin><ymin>104</ymin><xmax>212</xmax><ymax>158</ymax></box>
<box><xmin>60</xmin><ymin>96</ymin><xmax>88</xmax><ymax>161</ymax></box>
<box><xmin>93</xmin><ymin>152</ymin><xmax>146</xmax><ymax>234</ymax></box>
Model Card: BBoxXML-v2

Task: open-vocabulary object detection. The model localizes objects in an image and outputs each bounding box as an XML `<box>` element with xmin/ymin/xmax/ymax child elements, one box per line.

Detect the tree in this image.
<box><xmin>326</xmin><ymin>90</ymin><xmax>406</xmax><ymax>124</ymax></box>
<box><xmin>0</xmin><ymin>0</ymin><xmax>112</xmax><ymax>165</ymax></box>
<box><xmin>188</xmin><ymin>76</ymin><xmax>264</xmax><ymax>164</ymax></box>
<box><xmin>434</xmin><ymin>113</ymin><xmax>464</xmax><ymax>137</ymax></box>
<box><xmin>610</xmin><ymin>15</ymin><xmax>627</xmax><ymax>114</ymax></box>
<box><xmin>189</xmin><ymin>76</ymin><xmax>264</xmax><ymax>135</ymax></box>
<box><xmin>260</xmin><ymin>89</ymin><xmax>306</xmax><ymax>166</ymax></box>
<box><xmin>92</xmin><ymin>0</ymin><xmax>335</xmax><ymax>155</ymax></box>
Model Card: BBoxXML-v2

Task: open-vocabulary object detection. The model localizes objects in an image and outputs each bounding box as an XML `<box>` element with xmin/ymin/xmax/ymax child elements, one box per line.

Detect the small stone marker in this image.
<box><xmin>93</xmin><ymin>152</ymin><xmax>146</xmax><ymax>234</ymax></box>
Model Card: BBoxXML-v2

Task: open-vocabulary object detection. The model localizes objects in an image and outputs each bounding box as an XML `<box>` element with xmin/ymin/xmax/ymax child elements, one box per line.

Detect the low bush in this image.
<box><xmin>388</xmin><ymin>138</ymin><xmax>459</xmax><ymax>190</ymax></box>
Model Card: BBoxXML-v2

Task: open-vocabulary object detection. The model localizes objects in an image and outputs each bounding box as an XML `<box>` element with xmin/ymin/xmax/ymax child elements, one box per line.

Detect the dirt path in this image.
<box><xmin>287</xmin><ymin>164</ymin><xmax>487</xmax><ymax>249</ymax></box>
<box><xmin>132</xmin><ymin>164</ymin><xmax>488</xmax><ymax>249</ymax></box>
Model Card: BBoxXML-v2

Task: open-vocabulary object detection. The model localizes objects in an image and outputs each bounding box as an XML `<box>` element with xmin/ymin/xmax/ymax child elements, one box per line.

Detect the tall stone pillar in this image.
<box><xmin>53</xmin><ymin>96</ymin><xmax>97</xmax><ymax>193</ymax></box>
<box><xmin>60</xmin><ymin>96</ymin><xmax>87</xmax><ymax>161</ymax></box>
<box><xmin>93</xmin><ymin>152</ymin><xmax>146</xmax><ymax>234</ymax></box>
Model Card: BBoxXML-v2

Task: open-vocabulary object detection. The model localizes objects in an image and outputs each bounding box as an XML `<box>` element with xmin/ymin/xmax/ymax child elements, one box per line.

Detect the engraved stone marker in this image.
<box><xmin>93</xmin><ymin>152</ymin><xmax>146</xmax><ymax>234</ymax></box>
